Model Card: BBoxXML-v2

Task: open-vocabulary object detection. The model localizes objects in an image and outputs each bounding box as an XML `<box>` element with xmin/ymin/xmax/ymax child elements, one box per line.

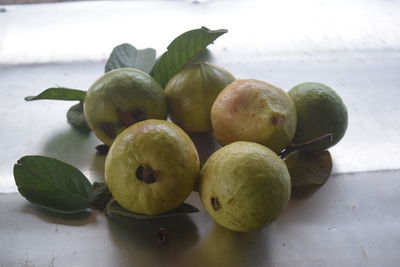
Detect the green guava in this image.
<box><xmin>199</xmin><ymin>141</ymin><xmax>291</xmax><ymax>232</ymax></box>
<box><xmin>84</xmin><ymin>68</ymin><xmax>167</xmax><ymax>146</ymax></box>
<box><xmin>165</xmin><ymin>62</ymin><xmax>235</xmax><ymax>132</ymax></box>
<box><xmin>288</xmin><ymin>82</ymin><xmax>348</xmax><ymax>153</ymax></box>
<box><xmin>105</xmin><ymin>119</ymin><xmax>200</xmax><ymax>215</ymax></box>
<box><xmin>211</xmin><ymin>79</ymin><xmax>297</xmax><ymax>153</ymax></box>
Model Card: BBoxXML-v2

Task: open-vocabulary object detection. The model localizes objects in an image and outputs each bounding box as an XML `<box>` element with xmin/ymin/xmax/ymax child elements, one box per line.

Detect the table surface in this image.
<box><xmin>1</xmin><ymin>0</ymin><xmax>400</xmax><ymax>266</ymax></box>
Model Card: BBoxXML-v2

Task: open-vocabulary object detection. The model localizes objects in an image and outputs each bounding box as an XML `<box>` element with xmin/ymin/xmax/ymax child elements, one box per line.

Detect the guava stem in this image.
<box><xmin>279</xmin><ymin>133</ymin><xmax>333</xmax><ymax>159</ymax></box>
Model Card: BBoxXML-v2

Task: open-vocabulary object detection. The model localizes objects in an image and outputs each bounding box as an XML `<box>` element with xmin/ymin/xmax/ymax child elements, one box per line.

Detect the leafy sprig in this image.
<box><xmin>24</xmin><ymin>27</ymin><xmax>227</xmax><ymax>129</ymax></box>
<box><xmin>14</xmin><ymin>155</ymin><xmax>198</xmax><ymax>218</ymax></box>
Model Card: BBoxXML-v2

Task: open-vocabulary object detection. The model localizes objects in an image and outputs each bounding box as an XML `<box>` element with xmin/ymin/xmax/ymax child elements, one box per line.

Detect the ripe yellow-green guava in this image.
<box><xmin>165</xmin><ymin>62</ymin><xmax>235</xmax><ymax>132</ymax></box>
<box><xmin>199</xmin><ymin>141</ymin><xmax>291</xmax><ymax>232</ymax></box>
<box><xmin>84</xmin><ymin>68</ymin><xmax>167</xmax><ymax>146</ymax></box>
<box><xmin>211</xmin><ymin>79</ymin><xmax>297</xmax><ymax>153</ymax></box>
<box><xmin>288</xmin><ymin>82</ymin><xmax>348</xmax><ymax>153</ymax></box>
<box><xmin>105</xmin><ymin>119</ymin><xmax>200</xmax><ymax>215</ymax></box>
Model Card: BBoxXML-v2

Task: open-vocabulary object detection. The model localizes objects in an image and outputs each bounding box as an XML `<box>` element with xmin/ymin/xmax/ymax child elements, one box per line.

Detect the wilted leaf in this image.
<box><xmin>106</xmin><ymin>200</ymin><xmax>199</xmax><ymax>219</ymax></box>
<box><xmin>67</xmin><ymin>102</ymin><xmax>90</xmax><ymax>132</ymax></box>
<box><xmin>284</xmin><ymin>150</ymin><xmax>332</xmax><ymax>186</ymax></box>
<box><xmin>105</xmin><ymin>43</ymin><xmax>156</xmax><ymax>73</ymax></box>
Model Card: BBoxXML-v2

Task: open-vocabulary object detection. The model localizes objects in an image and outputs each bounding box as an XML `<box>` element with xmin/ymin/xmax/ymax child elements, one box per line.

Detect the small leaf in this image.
<box><xmin>25</xmin><ymin>87</ymin><xmax>86</xmax><ymax>101</ymax></box>
<box><xmin>13</xmin><ymin>156</ymin><xmax>95</xmax><ymax>214</ymax></box>
<box><xmin>106</xmin><ymin>200</ymin><xmax>199</xmax><ymax>219</ymax></box>
<box><xmin>91</xmin><ymin>182</ymin><xmax>112</xmax><ymax>211</ymax></box>
<box><xmin>95</xmin><ymin>144</ymin><xmax>110</xmax><ymax>156</ymax></box>
<box><xmin>284</xmin><ymin>150</ymin><xmax>333</xmax><ymax>186</ymax></box>
<box><xmin>67</xmin><ymin>102</ymin><xmax>91</xmax><ymax>132</ymax></box>
<box><xmin>150</xmin><ymin>26</ymin><xmax>228</xmax><ymax>87</ymax></box>
<box><xmin>92</xmin><ymin>181</ymin><xmax>109</xmax><ymax>195</ymax></box>
<box><xmin>105</xmin><ymin>43</ymin><xmax>156</xmax><ymax>73</ymax></box>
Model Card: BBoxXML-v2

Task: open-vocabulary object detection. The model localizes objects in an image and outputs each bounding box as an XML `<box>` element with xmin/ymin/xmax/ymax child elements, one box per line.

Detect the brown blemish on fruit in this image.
<box><xmin>117</xmin><ymin>108</ymin><xmax>146</xmax><ymax>127</ymax></box>
<box><xmin>229</xmin><ymin>92</ymin><xmax>249</xmax><ymax>114</ymax></box>
<box><xmin>100</xmin><ymin>123</ymin><xmax>116</xmax><ymax>138</ymax></box>
<box><xmin>136</xmin><ymin>165</ymin><xmax>156</xmax><ymax>184</ymax></box>
<box><xmin>211</xmin><ymin>196</ymin><xmax>221</xmax><ymax>211</ymax></box>
<box><xmin>272</xmin><ymin>115</ymin><xmax>285</xmax><ymax>126</ymax></box>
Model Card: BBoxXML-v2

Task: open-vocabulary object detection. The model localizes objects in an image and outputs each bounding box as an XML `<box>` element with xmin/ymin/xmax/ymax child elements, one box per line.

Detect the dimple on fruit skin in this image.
<box><xmin>105</xmin><ymin>120</ymin><xmax>200</xmax><ymax>215</ymax></box>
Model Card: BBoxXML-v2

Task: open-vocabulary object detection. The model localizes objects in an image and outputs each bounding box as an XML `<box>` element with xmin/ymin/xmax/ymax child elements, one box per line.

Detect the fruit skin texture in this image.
<box><xmin>199</xmin><ymin>141</ymin><xmax>291</xmax><ymax>232</ymax></box>
<box><xmin>211</xmin><ymin>79</ymin><xmax>297</xmax><ymax>153</ymax></box>
<box><xmin>165</xmin><ymin>62</ymin><xmax>235</xmax><ymax>133</ymax></box>
<box><xmin>84</xmin><ymin>68</ymin><xmax>167</xmax><ymax>146</ymax></box>
<box><xmin>288</xmin><ymin>82</ymin><xmax>348</xmax><ymax>153</ymax></box>
<box><xmin>105</xmin><ymin>119</ymin><xmax>200</xmax><ymax>215</ymax></box>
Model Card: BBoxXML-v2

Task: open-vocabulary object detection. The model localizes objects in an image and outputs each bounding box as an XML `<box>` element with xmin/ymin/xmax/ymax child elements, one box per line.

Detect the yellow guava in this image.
<box><xmin>84</xmin><ymin>68</ymin><xmax>167</xmax><ymax>146</ymax></box>
<box><xmin>211</xmin><ymin>79</ymin><xmax>297</xmax><ymax>153</ymax></box>
<box><xmin>165</xmin><ymin>62</ymin><xmax>235</xmax><ymax>132</ymax></box>
<box><xmin>105</xmin><ymin>119</ymin><xmax>200</xmax><ymax>215</ymax></box>
<box><xmin>199</xmin><ymin>141</ymin><xmax>291</xmax><ymax>232</ymax></box>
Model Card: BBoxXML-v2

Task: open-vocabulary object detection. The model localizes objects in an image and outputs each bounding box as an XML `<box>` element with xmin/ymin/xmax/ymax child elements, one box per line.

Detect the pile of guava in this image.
<box><xmin>17</xmin><ymin>28</ymin><xmax>348</xmax><ymax>233</ymax></box>
<box><xmin>84</xmin><ymin>61</ymin><xmax>347</xmax><ymax>232</ymax></box>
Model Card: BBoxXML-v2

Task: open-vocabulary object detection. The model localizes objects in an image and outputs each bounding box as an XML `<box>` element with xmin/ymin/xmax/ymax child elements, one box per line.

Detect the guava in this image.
<box><xmin>211</xmin><ymin>79</ymin><xmax>297</xmax><ymax>153</ymax></box>
<box><xmin>84</xmin><ymin>68</ymin><xmax>167</xmax><ymax>146</ymax></box>
<box><xmin>165</xmin><ymin>62</ymin><xmax>235</xmax><ymax>132</ymax></box>
<box><xmin>199</xmin><ymin>141</ymin><xmax>291</xmax><ymax>232</ymax></box>
<box><xmin>105</xmin><ymin>119</ymin><xmax>200</xmax><ymax>215</ymax></box>
<box><xmin>288</xmin><ymin>82</ymin><xmax>348</xmax><ymax>153</ymax></box>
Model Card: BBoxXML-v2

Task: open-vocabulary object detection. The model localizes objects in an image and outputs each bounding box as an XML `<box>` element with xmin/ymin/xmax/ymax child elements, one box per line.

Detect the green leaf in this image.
<box><xmin>67</xmin><ymin>102</ymin><xmax>91</xmax><ymax>132</ymax></box>
<box><xmin>106</xmin><ymin>200</ymin><xmax>199</xmax><ymax>219</ymax></box>
<box><xmin>150</xmin><ymin>26</ymin><xmax>228</xmax><ymax>87</ymax></box>
<box><xmin>25</xmin><ymin>87</ymin><xmax>86</xmax><ymax>102</ymax></box>
<box><xmin>13</xmin><ymin>156</ymin><xmax>95</xmax><ymax>214</ymax></box>
<box><xmin>284</xmin><ymin>151</ymin><xmax>333</xmax><ymax>186</ymax></box>
<box><xmin>105</xmin><ymin>43</ymin><xmax>156</xmax><ymax>73</ymax></box>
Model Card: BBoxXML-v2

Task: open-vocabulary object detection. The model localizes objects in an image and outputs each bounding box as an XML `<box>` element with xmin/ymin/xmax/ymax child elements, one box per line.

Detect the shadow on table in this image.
<box><xmin>290</xmin><ymin>184</ymin><xmax>322</xmax><ymax>200</ymax></box>
<box><xmin>39</xmin><ymin>126</ymin><xmax>99</xmax><ymax>168</ymax></box>
<box><xmin>106</xmin><ymin>214</ymin><xmax>199</xmax><ymax>266</ymax></box>
<box><xmin>20</xmin><ymin>203</ymin><xmax>99</xmax><ymax>226</ymax></box>
<box><xmin>175</xmin><ymin>222</ymin><xmax>270</xmax><ymax>266</ymax></box>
